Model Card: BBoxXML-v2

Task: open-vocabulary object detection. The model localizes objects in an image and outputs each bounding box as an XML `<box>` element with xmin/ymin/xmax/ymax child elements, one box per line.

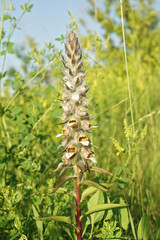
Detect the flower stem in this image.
<box><xmin>76</xmin><ymin>167</ymin><xmax>82</xmax><ymax>240</ymax></box>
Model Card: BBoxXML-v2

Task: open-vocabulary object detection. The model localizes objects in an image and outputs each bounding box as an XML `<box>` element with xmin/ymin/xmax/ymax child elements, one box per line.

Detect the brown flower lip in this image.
<box><xmin>77</xmin><ymin>132</ymin><xmax>91</xmax><ymax>146</ymax></box>
<box><xmin>68</xmin><ymin>117</ymin><xmax>78</xmax><ymax>128</ymax></box>
<box><xmin>67</xmin><ymin>143</ymin><xmax>77</xmax><ymax>153</ymax></box>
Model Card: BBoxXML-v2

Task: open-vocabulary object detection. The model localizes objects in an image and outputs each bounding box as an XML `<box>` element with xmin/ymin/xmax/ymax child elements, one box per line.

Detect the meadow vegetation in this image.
<box><xmin>0</xmin><ymin>0</ymin><xmax>160</xmax><ymax>239</ymax></box>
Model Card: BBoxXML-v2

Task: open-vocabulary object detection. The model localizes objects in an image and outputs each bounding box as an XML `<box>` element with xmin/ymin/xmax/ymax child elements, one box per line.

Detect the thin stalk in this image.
<box><xmin>120</xmin><ymin>0</ymin><xmax>135</xmax><ymax>132</ymax></box>
<box><xmin>76</xmin><ymin>166</ymin><xmax>82</xmax><ymax>240</ymax></box>
<box><xmin>0</xmin><ymin>0</ymin><xmax>5</xmax><ymax>101</ymax></box>
<box><xmin>1</xmin><ymin>0</ymin><xmax>31</xmax><ymax>76</ymax></box>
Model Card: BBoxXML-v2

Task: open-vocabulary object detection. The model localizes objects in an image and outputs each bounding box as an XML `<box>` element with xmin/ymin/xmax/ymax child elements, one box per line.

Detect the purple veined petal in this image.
<box><xmin>81</xmin><ymin>141</ymin><xmax>90</xmax><ymax>146</ymax></box>
<box><xmin>56</xmin><ymin>133</ymin><xmax>63</xmax><ymax>138</ymax></box>
<box><xmin>89</xmin><ymin>157</ymin><xmax>97</xmax><ymax>163</ymax></box>
<box><xmin>65</xmin><ymin>152</ymin><xmax>75</xmax><ymax>159</ymax></box>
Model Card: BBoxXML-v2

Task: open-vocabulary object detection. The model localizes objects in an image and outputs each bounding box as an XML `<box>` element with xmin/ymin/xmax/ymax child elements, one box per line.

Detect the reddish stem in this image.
<box><xmin>76</xmin><ymin>168</ymin><xmax>82</xmax><ymax>240</ymax></box>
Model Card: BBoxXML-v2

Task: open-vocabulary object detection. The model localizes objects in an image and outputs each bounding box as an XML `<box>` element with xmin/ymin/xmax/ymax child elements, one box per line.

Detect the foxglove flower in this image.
<box><xmin>56</xmin><ymin>32</ymin><xmax>97</xmax><ymax>172</ymax></box>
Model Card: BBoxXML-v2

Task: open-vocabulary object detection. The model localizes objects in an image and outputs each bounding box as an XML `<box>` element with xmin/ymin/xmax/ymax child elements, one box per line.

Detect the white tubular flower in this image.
<box><xmin>56</xmin><ymin>31</ymin><xmax>97</xmax><ymax>172</ymax></box>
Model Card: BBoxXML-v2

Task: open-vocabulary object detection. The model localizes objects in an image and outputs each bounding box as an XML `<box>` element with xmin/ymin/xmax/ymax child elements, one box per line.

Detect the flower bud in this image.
<box><xmin>81</xmin><ymin>148</ymin><xmax>92</xmax><ymax>159</ymax></box>
<box><xmin>62</xmin><ymin>102</ymin><xmax>73</xmax><ymax>113</ymax></box>
<box><xmin>76</xmin><ymin>106</ymin><xmax>89</xmax><ymax>118</ymax></box>
<box><xmin>62</xmin><ymin>125</ymin><xmax>71</xmax><ymax>136</ymax></box>
<box><xmin>81</xmin><ymin>97</ymin><xmax>89</xmax><ymax>107</ymax></box>
<box><xmin>61</xmin><ymin>112</ymin><xmax>69</xmax><ymax>122</ymax></box>
<box><xmin>62</xmin><ymin>92</ymin><xmax>70</xmax><ymax>101</ymax></box>
<box><xmin>62</xmin><ymin>137</ymin><xmax>70</xmax><ymax>147</ymax></box>
<box><xmin>62</xmin><ymin>154</ymin><xmax>70</xmax><ymax>165</ymax></box>
<box><xmin>82</xmin><ymin>120</ymin><xmax>91</xmax><ymax>130</ymax></box>
<box><xmin>71</xmin><ymin>92</ymin><xmax>80</xmax><ymax>102</ymax></box>
<box><xmin>76</xmin><ymin>82</ymin><xmax>86</xmax><ymax>94</ymax></box>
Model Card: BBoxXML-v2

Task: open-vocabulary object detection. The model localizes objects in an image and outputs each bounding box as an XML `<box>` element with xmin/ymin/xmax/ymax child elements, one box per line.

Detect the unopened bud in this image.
<box><xmin>62</xmin><ymin>126</ymin><xmax>71</xmax><ymax>136</ymax></box>
<box><xmin>77</xmin><ymin>106</ymin><xmax>88</xmax><ymax>118</ymax></box>
<box><xmin>62</xmin><ymin>137</ymin><xmax>70</xmax><ymax>147</ymax></box>
<box><xmin>62</xmin><ymin>154</ymin><xmax>70</xmax><ymax>164</ymax></box>
<box><xmin>82</xmin><ymin>120</ymin><xmax>91</xmax><ymax>130</ymax></box>
<box><xmin>62</xmin><ymin>92</ymin><xmax>70</xmax><ymax>101</ymax></box>
<box><xmin>62</xmin><ymin>102</ymin><xmax>73</xmax><ymax>113</ymax></box>
<box><xmin>81</xmin><ymin>97</ymin><xmax>89</xmax><ymax>107</ymax></box>
<box><xmin>81</xmin><ymin>148</ymin><xmax>92</xmax><ymax>159</ymax></box>
<box><xmin>76</xmin><ymin>83</ymin><xmax>86</xmax><ymax>94</ymax></box>
<box><xmin>71</xmin><ymin>92</ymin><xmax>80</xmax><ymax>102</ymax></box>
<box><xmin>61</xmin><ymin>112</ymin><xmax>69</xmax><ymax>122</ymax></box>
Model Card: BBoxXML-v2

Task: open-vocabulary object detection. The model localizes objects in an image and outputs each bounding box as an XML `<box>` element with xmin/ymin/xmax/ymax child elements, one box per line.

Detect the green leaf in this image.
<box><xmin>34</xmin><ymin>215</ymin><xmax>71</xmax><ymax>225</ymax></box>
<box><xmin>86</xmin><ymin>190</ymin><xmax>105</xmax><ymax>238</ymax></box>
<box><xmin>81</xmin><ymin>187</ymin><xmax>98</xmax><ymax>202</ymax></box>
<box><xmin>0</xmin><ymin>163</ymin><xmax>6</xmax><ymax>187</ymax></box>
<box><xmin>7</xmin><ymin>42</ymin><xmax>14</xmax><ymax>54</ymax></box>
<box><xmin>20</xmin><ymin>134</ymin><xmax>34</xmax><ymax>148</ymax></box>
<box><xmin>137</xmin><ymin>215</ymin><xmax>150</xmax><ymax>240</ymax></box>
<box><xmin>82</xmin><ymin>180</ymin><xmax>108</xmax><ymax>193</ymax></box>
<box><xmin>120</xmin><ymin>198</ymin><xmax>129</xmax><ymax>230</ymax></box>
<box><xmin>62</xmin><ymin>225</ymin><xmax>76</xmax><ymax>240</ymax></box>
<box><xmin>32</xmin><ymin>205</ymin><xmax>44</xmax><ymax>240</ymax></box>
<box><xmin>36</xmin><ymin>176</ymin><xmax>76</xmax><ymax>195</ymax></box>
<box><xmin>4</xmin><ymin>14</ymin><xmax>12</xmax><ymax>20</ymax></box>
<box><xmin>87</xmin><ymin>190</ymin><xmax>105</xmax><ymax>226</ymax></box>
<box><xmin>128</xmin><ymin>209</ymin><xmax>137</xmax><ymax>240</ymax></box>
<box><xmin>105</xmin><ymin>197</ymin><xmax>113</xmax><ymax>220</ymax></box>
<box><xmin>90</xmin><ymin>166</ymin><xmax>112</xmax><ymax>176</ymax></box>
<box><xmin>56</xmin><ymin>187</ymin><xmax>76</xmax><ymax>198</ymax></box>
<box><xmin>27</xmin><ymin>4</ymin><xmax>34</xmax><ymax>12</ymax></box>
<box><xmin>81</xmin><ymin>203</ymin><xmax>129</xmax><ymax>219</ymax></box>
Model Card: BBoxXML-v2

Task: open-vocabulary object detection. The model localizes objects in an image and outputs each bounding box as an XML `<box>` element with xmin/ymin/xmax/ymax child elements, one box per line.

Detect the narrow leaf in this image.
<box><xmin>34</xmin><ymin>215</ymin><xmax>71</xmax><ymax>225</ymax></box>
<box><xmin>120</xmin><ymin>198</ymin><xmax>129</xmax><ymax>230</ymax></box>
<box><xmin>90</xmin><ymin>166</ymin><xmax>112</xmax><ymax>176</ymax></box>
<box><xmin>82</xmin><ymin>203</ymin><xmax>129</xmax><ymax>219</ymax></box>
<box><xmin>105</xmin><ymin>197</ymin><xmax>113</xmax><ymax>220</ymax></box>
<box><xmin>32</xmin><ymin>205</ymin><xmax>44</xmax><ymax>240</ymax></box>
<box><xmin>128</xmin><ymin>209</ymin><xmax>137</xmax><ymax>240</ymax></box>
<box><xmin>49</xmin><ymin>175</ymin><xmax>76</xmax><ymax>194</ymax></box>
<box><xmin>81</xmin><ymin>187</ymin><xmax>98</xmax><ymax>202</ymax></box>
<box><xmin>82</xmin><ymin>180</ymin><xmax>108</xmax><ymax>193</ymax></box>
<box><xmin>35</xmin><ymin>176</ymin><xmax>76</xmax><ymax>195</ymax></box>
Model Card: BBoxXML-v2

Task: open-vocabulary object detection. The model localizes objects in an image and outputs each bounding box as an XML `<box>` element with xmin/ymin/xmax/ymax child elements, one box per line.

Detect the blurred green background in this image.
<box><xmin>0</xmin><ymin>0</ymin><xmax>160</xmax><ymax>239</ymax></box>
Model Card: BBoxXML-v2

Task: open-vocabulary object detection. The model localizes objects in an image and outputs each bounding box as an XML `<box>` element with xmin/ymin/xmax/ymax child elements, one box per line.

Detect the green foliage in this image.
<box><xmin>0</xmin><ymin>0</ymin><xmax>160</xmax><ymax>239</ymax></box>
